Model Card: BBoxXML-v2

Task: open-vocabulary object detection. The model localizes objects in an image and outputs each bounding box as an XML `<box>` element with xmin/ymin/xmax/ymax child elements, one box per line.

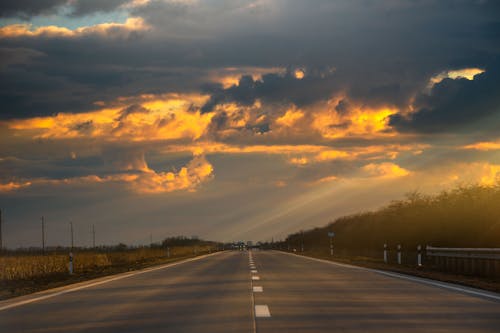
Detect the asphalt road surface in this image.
<box><xmin>2</xmin><ymin>250</ymin><xmax>500</xmax><ymax>333</ymax></box>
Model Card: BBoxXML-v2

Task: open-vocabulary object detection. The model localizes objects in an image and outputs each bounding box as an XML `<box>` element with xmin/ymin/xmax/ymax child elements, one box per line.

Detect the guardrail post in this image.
<box><xmin>397</xmin><ymin>244</ymin><xmax>402</xmax><ymax>265</ymax></box>
<box><xmin>69</xmin><ymin>252</ymin><xmax>74</xmax><ymax>275</ymax></box>
<box><xmin>417</xmin><ymin>245</ymin><xmax>422</xmax><ymax>267</ymax></box>
<box><xmin>383</xmin><ymin>243</ymin><xmax>388</xmax><ymax>263</ymax></box>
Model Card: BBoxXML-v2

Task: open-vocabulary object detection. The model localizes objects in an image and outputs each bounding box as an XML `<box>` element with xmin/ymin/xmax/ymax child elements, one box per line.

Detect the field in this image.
<box><xmin>0</xmin><ymin>245</ymin><xmax>216</xmax><ymax>300</ymax></box>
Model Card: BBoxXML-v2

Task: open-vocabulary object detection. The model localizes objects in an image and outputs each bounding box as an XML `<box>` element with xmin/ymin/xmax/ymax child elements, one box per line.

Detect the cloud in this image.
<box><xmin>0</xmin><ymin>47</ymin><xmax>45</xmax><ymax>69</ymax></box>
<box><xmin>0</xmin><ymin>180</ymin><xmax>32</xmax><ymax>192</ymax></box>
<box><xmin>361</xmin><ymin>162</ymin><xmax>411</xmax><ymax>178</ymax></box>
<box><xmin>275</xmin><ymin>108</ymin><xmax>304</xmax><ymax>127</ymax></box>
<box><xmin>427</xmin><ymin>68</ymin><xmax>485</xmax><ymax>89</ymax></box>
<box><xmin>0</xmin><ymin>153</ymin><xmax>214</xmax><ymax>194</ymax></box>
<box><xmin>390</xmin><ymin>64</ymin><xmax>500</xmax><ymax>133</ymax></box>
<box><xmin>462</xmin><ymin>141</ymin><xmax>500</xmax><ymax>151</ymax></box>
<box><xmin>418</xmin><ymin>162</ymin><xmax>500</xmax><ymax>187</ymax></box>
<box><xmin>0</xmin><ymin>17</ymin><xmax>150</xmax><ymax>39</ymax></box>
<box><xmin>5</xmin><ymin>93</ymin><xmax>213</xmax><ymax>141</ymax></box>
<box><xmin>1</xmin><ymin>1</ymin><xmax>498</xmax><ymax>123</ymax></box>
<box><xmin>126</xmin><ymin>153</ymin><xmax>214</xmax><ymax>194</ymax></box>
<box><xmin>0</xmin><ymin>0</ymin><xmax>68</xmax><ymax>18</ymax></box>
<box><xmin>311</xmin><ymin>102</ymin><xmax>398</xmax><ymax>140</ymax></box>
<box><xmin>0</xmin><ymin>0</ymin><xmax>146</xmax><ymax>19</ymax></box>
<box><xmin>201</xmin><ymin>68</ymin><xmax>339</xmax><ymax>113</ymax></box>
<box><xmin>161</xmin><ymin>141</ymin><xmax>429</xmax><ymax>166</ymax></box>
<box><xmin>69</xmin><ymin>0</ymin><xmax>131</xmax><ymax>17</ymax></box>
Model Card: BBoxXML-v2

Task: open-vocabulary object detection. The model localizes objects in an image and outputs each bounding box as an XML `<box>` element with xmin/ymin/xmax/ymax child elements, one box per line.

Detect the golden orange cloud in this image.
<box><xmin>462</xmin><ymin>141</ymin><xmax>500</xmax><ymax>151</ymax></box>
<box><xmin>0</xmin><ymin>181</ymin><xmax>32</xmax><ymax>192</ymax></box>
<box><xmin>6</xmin><ymin>93</ymin><xmax>213</xmax><ymax>142</ymax></box>
<box><xmin>312</xmin><ymin>105</ymin><xmax>398</xmax><ymax>139</ymax></box>
<box><xmin>275</xmin><ymin>108</ymin><xmax>305</xmax><ymax>127</ymax></box>
<box><xmin>441</xmin><ymin>162</ymin><xmax>500</xmax><ymax>186</ymax></box>
<box><xmin>308</xmin><ymin>175</ymin><xmax>338</xmax><ymax>186</ymax></box>
<box><xmin>208</xmin><ymin>67</ymin><xmax>286</xmax><ymax>88</ymax></box>
<box><xmin>429</xmin><ymin>68</ymin><xmax>485</xmax><ymax>88</ymax></box>
<box><xmin>287</xmin><ymin>144</ymin><xmax>428</xmax><ymax>165</ymax></box>
<box><xmin>361</xmin><ymin>162</ymin><xmax>411</xmax><ymax>178</ymax></box>
<box><xmin>0</xmin><ymin>18</ymin><xmax>150</xmax><ymax>39</ymax></box>
<box><xmin>0</xmin><ymin>155</ymin><xmax>213</xmax><ymax>194</ymax></box>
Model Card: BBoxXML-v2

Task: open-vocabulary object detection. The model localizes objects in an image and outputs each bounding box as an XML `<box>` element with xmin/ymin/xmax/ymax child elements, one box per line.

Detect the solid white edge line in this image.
<box><xmin>276</xmin><ymin>251</ymin><xmax>500</xmax><ymax>302</ymax></box>
<box><xmin>0</xmin><ymin>251</ymin><xmax>223</xmax><ymax>312</ymax></box>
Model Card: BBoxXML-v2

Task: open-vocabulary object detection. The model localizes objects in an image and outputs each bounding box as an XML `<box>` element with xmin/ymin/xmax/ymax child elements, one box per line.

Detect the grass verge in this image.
<box><xmin>284</xmin><ymin>250</ymin><xmax>500</xmax><ymax>294</ymax></box>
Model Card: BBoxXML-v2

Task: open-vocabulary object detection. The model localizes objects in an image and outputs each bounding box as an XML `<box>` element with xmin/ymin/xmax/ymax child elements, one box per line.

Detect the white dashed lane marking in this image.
<box><xmin>253</xmin><ymin>286</ymin><xmax>263</xmax><ymax>292</ymax></box>
<box><xmin>255</xmin><ymin>305</ymin><xmax>271</xmax><ymax>317</ymax></box>
<box><xmin>251</xmin><ymin>270</ymin><xmax>258</xmax><ymax>273</ymax></box>
<box><xmin>252</xmin><ymin>276</ymin><xmax>260</xmax><ymax>280</ymax></box>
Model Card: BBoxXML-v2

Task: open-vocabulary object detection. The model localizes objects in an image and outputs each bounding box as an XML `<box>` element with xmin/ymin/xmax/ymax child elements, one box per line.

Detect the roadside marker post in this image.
<box><xmin>69</xmin><ymin>252</ymin><xmax>74</xmax><ymax>275</ymax></box>
<box><xmin>328</xmin><ymin>232</ymin><xmax>335</xmax><ymax>256</ymax></box>
<box><xmin>383</xmin><ymin>243</ymin><xmax>388</xmax><ymax>263</ymax></box>
<box><xmin>397</xmin><ymin>244</ymin><xmax>402</xmax><ymax>265</ymax></box>
<box><xmin>417</xmin><ymin>245</ymin><xmax>422</xmax><ymax>267</ymax></box>
<box><xmin>301</xmin><ymin>230</ymin><xmax>304</xmax><ymax>252</ymax></box>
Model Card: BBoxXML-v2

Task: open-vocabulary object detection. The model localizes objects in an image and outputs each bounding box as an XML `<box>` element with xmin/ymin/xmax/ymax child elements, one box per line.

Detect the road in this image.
<box><xmin>1</xmin><ymin>250</ymin><xmax>500</xmax><ymax>333</ymax></box>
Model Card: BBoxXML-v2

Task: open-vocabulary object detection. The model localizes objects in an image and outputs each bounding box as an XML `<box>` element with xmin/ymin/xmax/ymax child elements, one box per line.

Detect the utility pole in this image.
<box><xmin>41</xmin><ymin>216</ymin><xmax>45</xmax><ymax>253</ymax></box>
<box><xmin>70</xmin><ymin>221</ymin><xmax>74</xmax><ymax>250</ymax></box>
<box><xmin>92</xmin><ymin>224</ymin><xmax>96</xmax><ymax>248</ymax></box>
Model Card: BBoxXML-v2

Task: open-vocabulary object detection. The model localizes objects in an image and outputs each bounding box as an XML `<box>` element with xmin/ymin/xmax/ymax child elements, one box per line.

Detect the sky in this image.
<box><xmin>1</xmin><ymin>0</ymin><xmax>500</xmax><ymax>248</ymax></box>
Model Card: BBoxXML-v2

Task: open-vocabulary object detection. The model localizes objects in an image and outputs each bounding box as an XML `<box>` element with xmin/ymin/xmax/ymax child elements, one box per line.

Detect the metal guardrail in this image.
<box><xmin>426</xmin><ymin>246</ymin><xmax>500</xmax><ymax>260</ymax></box>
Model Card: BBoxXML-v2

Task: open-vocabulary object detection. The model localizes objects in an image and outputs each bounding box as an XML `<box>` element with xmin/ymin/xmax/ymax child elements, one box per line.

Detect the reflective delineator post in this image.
<box><xmin>397</xmin><ymin>244</ymin><xmax>402</xmax><ymax>265</ymax></box>
<box><xmin>417</xmin><ymin>245</ymin><xmax>422</xmax><ymax>267</ymax></box>
<box><xmin>383</xmin><ymin>243</ymin><xmax>388</xmax><ymax>263</ymax></box>
<box><xmin>69</xmin><ymin>252</ymin><xmax>74</xmax><ymax>275</ymax></box>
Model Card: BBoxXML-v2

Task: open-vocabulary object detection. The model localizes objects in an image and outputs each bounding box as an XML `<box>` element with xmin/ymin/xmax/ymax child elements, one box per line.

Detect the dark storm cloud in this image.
<box><xmin>0</xmin><ymin>0</ymin><xmax>67</xmax><ymax>18</ymax></box>
<box><xmin>390</xmin><ymin>62</ymin><xmax>500</xmax><ymax>133</ymax></box>
<box><xmin>1</xmin><ymin>0</ymin><xmax>500</xmax><ymax>125</ymax></box>
<box><xmin>0</xmin><ymin>0</ymin><xmax>132</xmax><ymax>19</ymax></box>
<box><xmin>201</xmin><ymin>68</ymin><xmax>340</xmax><ymax>113</ymax></box>
<box><xmin>69</xmin><ymin>0</ymin><xmax>130</xmax><ymax>17</ymax></box>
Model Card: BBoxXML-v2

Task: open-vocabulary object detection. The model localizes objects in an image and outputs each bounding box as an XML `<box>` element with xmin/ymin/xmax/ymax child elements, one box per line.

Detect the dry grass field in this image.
<box><xmin>0</xmin><ymin>245</ymin><xmax>216</xmax><ymax>299</ymax></box>
<box><xmin>0</xmin><ymin>246</ymin><xmax>210</xmax><ymax>281</ymax></box>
